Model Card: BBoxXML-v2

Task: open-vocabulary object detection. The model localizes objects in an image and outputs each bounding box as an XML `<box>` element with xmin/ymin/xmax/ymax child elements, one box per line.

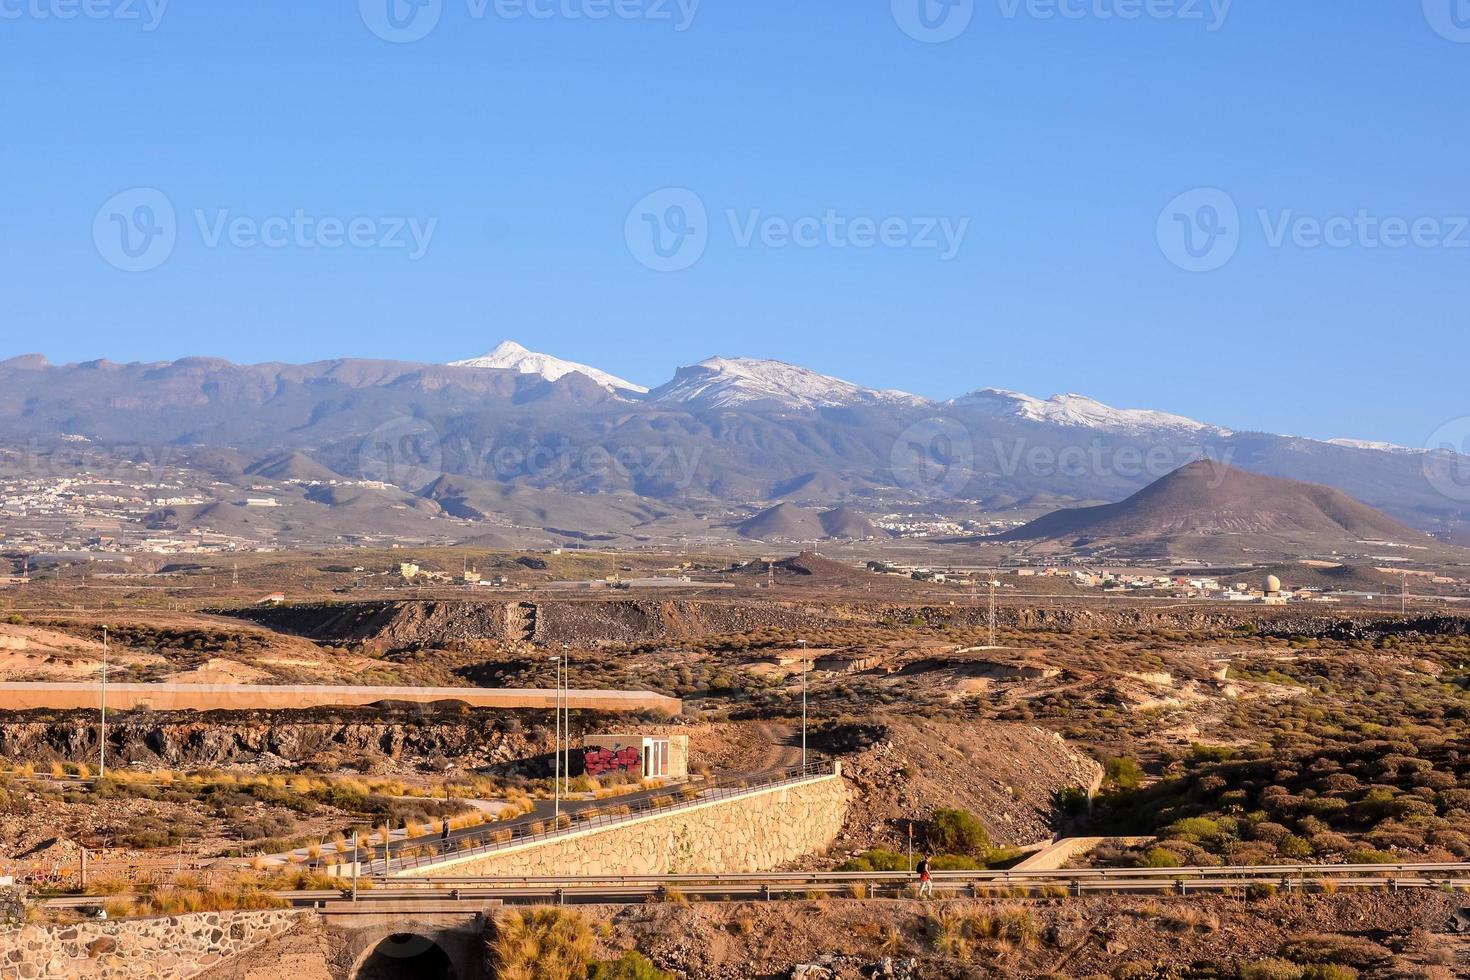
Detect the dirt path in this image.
<box><xmin>747</xmin><ymin>721</ymin><xmax>803</xmax><ymax>773</ymax></box>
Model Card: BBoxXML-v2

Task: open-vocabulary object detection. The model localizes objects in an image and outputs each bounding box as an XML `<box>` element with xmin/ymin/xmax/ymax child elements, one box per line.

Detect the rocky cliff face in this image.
<box><xmin>227</xmin><ymin>597</ymin><xmax>1470</xmax><ymax>654</ymax></box>
<box><xmin>0</xmin><ymin>708</ymin><xmax>570</xmax><ymax>772</ymax></box>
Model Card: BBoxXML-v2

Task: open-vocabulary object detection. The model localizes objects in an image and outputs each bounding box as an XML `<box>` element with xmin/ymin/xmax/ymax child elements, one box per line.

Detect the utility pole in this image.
<box><xmin>351</xmin><ymin>831</ymin><xmax>359</xmax><ymax>901</ymax></box>
<box><xmin>99</xmin><ymin>626</ymin><xmax>107</xmax><ymax>780</ymax></box>
<box><xmin>1402</xmin><ymin>572</ymin><xmax>1408</xmax><ymax>616</ymax></box>
<box><xmin>797</xmin><ymin>638</ymin><xmax>808</xmax><ymax>769</ymax></box>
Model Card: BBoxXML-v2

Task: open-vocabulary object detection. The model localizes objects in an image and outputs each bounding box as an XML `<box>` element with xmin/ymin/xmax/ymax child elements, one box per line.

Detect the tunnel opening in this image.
<box><xmin>355</xmin><ymin>933</ymin><xmax>458</xmax><ymax>980</ymax></box>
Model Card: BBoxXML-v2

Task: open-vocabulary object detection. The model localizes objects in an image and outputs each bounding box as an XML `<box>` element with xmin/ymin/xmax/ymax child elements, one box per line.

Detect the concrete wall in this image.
<box><xmin>396</xmin><ymin>773</ymin><xmax>851</xmax><ymax>878</ymax></box>
<box><xmin>0</xmin><ymin>909</ymin><xmax>305</xmax><ymax>979</ymax></box>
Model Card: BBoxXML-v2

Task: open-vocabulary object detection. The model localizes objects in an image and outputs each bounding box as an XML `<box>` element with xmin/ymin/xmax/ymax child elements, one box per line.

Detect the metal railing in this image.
<box><xmin>370</xmin><ymin>762</ymin><xmax>839</xmax><ymax>876</ymax></box>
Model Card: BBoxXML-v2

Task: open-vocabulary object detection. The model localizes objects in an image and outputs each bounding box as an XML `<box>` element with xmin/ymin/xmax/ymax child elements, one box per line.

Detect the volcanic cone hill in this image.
<box><xmin>1001</xmin><ymin>459</ymin><xmax>1446</xmax><ymax>558</ymax></box>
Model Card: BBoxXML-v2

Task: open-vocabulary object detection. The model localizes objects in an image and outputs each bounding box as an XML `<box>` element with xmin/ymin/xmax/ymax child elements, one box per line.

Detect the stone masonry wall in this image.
<box><xmin>399</xmin><ymin>774</ymin><xmax>852</xmax><ymax>878</ymax></box>
<box><xmin>0</xmin><ymin>909</ymin><xmax>307</xmax><ymax>979</ymax></box>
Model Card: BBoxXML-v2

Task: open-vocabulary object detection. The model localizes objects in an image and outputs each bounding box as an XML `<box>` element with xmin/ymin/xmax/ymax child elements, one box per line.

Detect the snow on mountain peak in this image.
<box><xmin>952</xmin><ymin>387</ymin><xmax>1231</xmax><ymax>436</ymax></box>
<box><xmin>449</xmin><ymin>341</ymin><xmax>648</xmax><ymax>394</ymax></box>
<box><xmin>1325</xmin><ymin>438</ymin><xmax>1420</xmax><ymax>454</ymax></box>
<box><xmin>650</xmin><ymin>356</ymin><xmax>929</xmax><ymax>411</ymax></box>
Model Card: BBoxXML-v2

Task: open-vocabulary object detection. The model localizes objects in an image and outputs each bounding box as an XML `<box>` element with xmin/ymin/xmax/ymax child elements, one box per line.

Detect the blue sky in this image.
<box><xmin>2</xmin><ymin>0</ymin><xmax>1467</xmax><ymax>445</ymax></box>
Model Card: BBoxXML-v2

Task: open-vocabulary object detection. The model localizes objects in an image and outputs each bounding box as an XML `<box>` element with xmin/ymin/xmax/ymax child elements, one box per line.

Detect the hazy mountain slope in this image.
<box><xmin>0</xmin><ymin>353</ymin><xmax>1466</xmax><ymax>543</ymax></box>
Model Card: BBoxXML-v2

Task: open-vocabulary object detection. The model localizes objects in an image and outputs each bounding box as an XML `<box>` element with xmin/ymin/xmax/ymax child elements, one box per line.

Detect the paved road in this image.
<box><xmin>49</xmin><ymin>859</ymin><xmax>1470</xmax><ymax>910</ymax></box>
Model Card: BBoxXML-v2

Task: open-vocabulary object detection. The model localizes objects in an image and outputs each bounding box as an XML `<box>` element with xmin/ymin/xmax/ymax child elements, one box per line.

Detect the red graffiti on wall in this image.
<box><xmin>584</xmin><ymin>745</ymin><xmax>641</xmax><ymax>777</ymax></box>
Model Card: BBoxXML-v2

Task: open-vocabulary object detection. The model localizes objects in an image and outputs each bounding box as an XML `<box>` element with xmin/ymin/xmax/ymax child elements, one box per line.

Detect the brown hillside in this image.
<box><xmin>1003</xmin><ymin>460</ymin><xmax>1442</xmax><ymax>558</ymax></box>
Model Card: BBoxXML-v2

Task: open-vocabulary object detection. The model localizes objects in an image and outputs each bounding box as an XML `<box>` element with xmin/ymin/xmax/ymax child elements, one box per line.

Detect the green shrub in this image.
<box><xmin>1279</xmin><ymin>834</ymin><xmax>1314</xmax><ymax>860</ymax></box>
<box><xmin>1239</xmin><ymin>959</ymin><xmax>1304</xmax><ymax>980</ymax></box>
<box><xmin>930</xmin><ymin>809</ymin><xmax>991</xmax><ymax>858</ymax></box>
<box><xmin>588</xmin><ymin>951</ymin><xmax>673</xmax><ymax>980</ymax></box>
<box><xmin>1141</xmin><ymin>847</ymin><xmax>1182</xmax><ymax>868</ymax></box>
<box><xmin>1105</xmin><ymin>756</ymin><xmax>1144</xmax><ymax>791</ymax></box>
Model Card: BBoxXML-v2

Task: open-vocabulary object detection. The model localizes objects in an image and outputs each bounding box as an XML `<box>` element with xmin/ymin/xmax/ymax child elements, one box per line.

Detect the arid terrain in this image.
<box><xmin>3</xmin><ymin>543</ymin><xmax>1470</xmax><ymax>977</ymax></box>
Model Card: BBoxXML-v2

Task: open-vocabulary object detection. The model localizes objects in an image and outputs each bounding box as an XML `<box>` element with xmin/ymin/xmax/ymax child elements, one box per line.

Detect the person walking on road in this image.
<box><xmin>917</xmin><ymin>854</ymin><xmax>934</xmax><ymax>898</ymax></box>
<box><xmin>441</xmin><ymin>817</ymin><xmax>451</xmax><ymax>851</ymax></box>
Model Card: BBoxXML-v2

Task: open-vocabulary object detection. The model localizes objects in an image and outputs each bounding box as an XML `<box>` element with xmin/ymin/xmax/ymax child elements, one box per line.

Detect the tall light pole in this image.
<box><xmin>550</xmin><ymin>654</ymin><xmax>561</xmax><ymax>820</ymax></box>
<box><xmin>562</xmin><ymin>644</ymin><xmax>571</xmax><ymax>799</ymax></box>
<box><xmin>797</xmin><ymin>638</ymin><xmax>808</xmax><ymax>770</ymax></box>
<box><xmin>99</xmin><ymin>626</ymin><xmax>108</xmax><ymax>780</ymax></box>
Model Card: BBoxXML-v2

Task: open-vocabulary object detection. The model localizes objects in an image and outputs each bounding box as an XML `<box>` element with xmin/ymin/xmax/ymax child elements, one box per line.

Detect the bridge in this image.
<box><xmin>26</xmin><ymin>858</ymin><xmax>1470</xmax><ymax>979</ymax></box>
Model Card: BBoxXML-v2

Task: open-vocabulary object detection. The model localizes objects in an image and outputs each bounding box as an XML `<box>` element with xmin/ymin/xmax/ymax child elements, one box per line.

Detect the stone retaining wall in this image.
<box><xmin>0</xmin><ymin>909</ymin><xmax>307</xmax><ymax>979</ymax></box>
<box><xmin>399</xmin><ymin>773</ymin><xmax>852</xmax><ymax>877</ymax></box>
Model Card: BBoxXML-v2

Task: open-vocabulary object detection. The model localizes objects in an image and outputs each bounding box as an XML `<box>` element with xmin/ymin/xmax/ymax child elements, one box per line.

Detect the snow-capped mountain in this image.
<box><xmin>450</xmin><ymin>341</ymin><xmax>648</xmax><ymax>395</ymax></box>
<box><xmin>951</xmin><ymin>388</ymin><xmax>1231</xmax><ymax>437</ymax></box>
<box><xmin>1325</xmin><ymin>438</ymin><xmax>1421</xmax><ymax>454</ymax></box>
<box><xmin>648</xmin><ymin>356</ymin><xmax>929</xmax><ymax>411</ymax></box>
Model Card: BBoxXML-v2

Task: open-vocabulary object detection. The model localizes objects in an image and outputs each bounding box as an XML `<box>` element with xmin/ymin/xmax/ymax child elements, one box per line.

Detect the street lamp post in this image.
<box><xmin>99</xmin><ymin>626</ymin><xmax>108</xmax><ymax>780</ymax></box>
<box><xmin>562</xmin><ymin>644</ymin><xmax>571</xmax><ymax>799</ymax></box>
<box><xmin>551</xmin><ymin>654</ymin><xmax>562</xmax><ymax>820</ymax></box>
<box><xmin>797</xmin><ymin>638</ymin><xmax>808</xmax><ymax>770</ymax></box>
